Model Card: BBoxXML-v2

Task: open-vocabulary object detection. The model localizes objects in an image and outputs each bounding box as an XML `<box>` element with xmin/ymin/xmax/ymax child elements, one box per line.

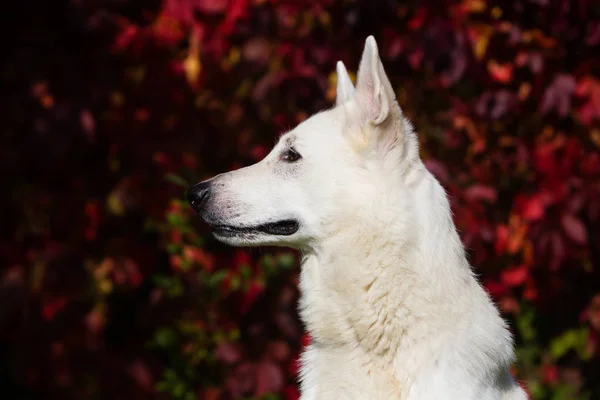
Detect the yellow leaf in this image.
<box><xmin>184</xmin><ymin>55</ymin><xmax>202</xmax><ymax>85</ymax></box>
<box><xmin>134</xmin><ymin>108</ymin><xmax>150</xmax><ymax>123</ymax></box>
<box><xmin>128</xmin><ymin>66</ymin><xmax>146</xmax><ymax>84</ymax></box>
<box><xmin>107</xmin><ymin>192</ymin><xmax>125</xmax><ymax>216</ymax></box>
<box><xmin>518</xmin><ymin>83</ymin><xmax>531</xmax><ymax>100</ymax></box>
<box><xmin>111</xmin><ymin>92</ymin><xmax>125</xmax><ymax>106</ymax></box>
<box><xmin>474</xmin><ymin>35</ymin><xmax>489</xmax><ymax>60</ymax></box>
<box><xmin>184</xmin><ymin>29</ymin><xmax>202</xmax><ymax>85</ymax></box>
<box><xmin>235</xmin><ymin>80</ymin><xmax>252</xmax><ymax>99</ymax></box>
<box><xmin>468</xmin><ymin>25</ymin><xmax>492</xmax><ymax>60</ymax></box>
<box><xmin>491</xmin><ymin>6</ymin><xmax>502</xmax><ymax>19</ymax></box>
<box><xmin>94</xmin><ymin>258</ymin><xmax>114</xmax><ymax>280</ymax></box>
<box><xmin>99</xmin><ymin>278</ymin><xmax>113</xmax><ymax>295</ymax></box>
<box><xmin>318</xmin><ymin>11</ymin><xmax>331</xmax><ymax>26</ymax></box>
<box><xmin>591</xmin><ymin>129</ymin><xmax>600</xmax><ymax>148</ymax></box>
<box><xmin>228</xmin><ymin>47</ymin><xmax>241</xmax><ymax>65</ymax></box>
<box><xmin>41</xmin><ymin>94</ymin><xmax>54</xmax><ymax>109</ymax></box>
<box><xmin>31</xmin><ymin>261</ymin><xmax>46</xmax><ymax>294</ymax></box>
<box><xmin>465</xmin><ymin>0</ymin><xmax>486</xmax><ymax>13</ymax></box>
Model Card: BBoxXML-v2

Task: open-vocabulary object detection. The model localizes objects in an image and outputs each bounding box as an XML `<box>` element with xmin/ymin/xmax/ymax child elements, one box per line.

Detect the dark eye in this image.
<box><xmin>281</xmin><ymin>148</ymin><xmax>302</xmax><ymax>163</ymax></box>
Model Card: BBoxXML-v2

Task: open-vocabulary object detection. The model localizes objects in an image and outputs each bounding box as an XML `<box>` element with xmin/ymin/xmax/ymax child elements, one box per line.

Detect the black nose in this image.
<box><xmin>187</xmin><ymin>180</ymin><xmax>212</xmax><ymax>211</ymax></box>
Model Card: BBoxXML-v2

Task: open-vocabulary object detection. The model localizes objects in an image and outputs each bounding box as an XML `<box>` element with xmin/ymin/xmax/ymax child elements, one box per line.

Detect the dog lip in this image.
<box><xmin>211</xmin><ymin>219</ymin><xmax>299</xmax><ymax>237</ymax></box>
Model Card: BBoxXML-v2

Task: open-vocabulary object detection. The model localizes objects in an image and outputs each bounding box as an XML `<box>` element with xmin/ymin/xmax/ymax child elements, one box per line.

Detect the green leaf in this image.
<box><xmin>229</xmin><ymin>328</ymin><xmax>240</xmax><ymax>341</ymax></box>
<box><xmin>208</xmin><ymin>270</ymin><xmax>227</xmax><ymax>288</ymax></box>
<box><xmin>167</xmin><ymin>212</ymin><xmax>185</xmax><ymax>226</ymax></box>
<box><xmin>154</xmin><ymin>327</ymin><xmax>177</xmax><ymax>348</ymax></box>
<box><xmin>230</xmin><ymin>275</ymin><xmax>241</xmax><ymax>291</ymax></box>
<box><xmin>517</xmin><ymin>309</ymin><xmax>536</xmax><ymax>342</ymax></box>
<box><xmin>166</xmin><ymin>242</ymin><xmax>182</xmax><ymax>254</ymax></box>
<box><xmin>551</xmin><ymin>383</ymin><xmax>580</xmax><ymax>400</ymax></box>
<box><xmin>550</xmin><ymin>328</ymin><xmax>590</xmax><ymax>360</ymax></box>
<box><xmin>166</xmin><ymin>173</ymin><xmax>190</xmax><ymax>188</ymax></box>
<box><xmin>153</xmin><ymin>275</ymin><xmax>185</xmax><ymax>298</ymax></box>
<box><xmin>277</xmin><ymin>252</ymin><xmax>296</xmax><ymax>269</ymax></box>
<box><xmin>240</xmin><ymin>264</ymin><xmax>252</xmax><ymax>279</ymax></box>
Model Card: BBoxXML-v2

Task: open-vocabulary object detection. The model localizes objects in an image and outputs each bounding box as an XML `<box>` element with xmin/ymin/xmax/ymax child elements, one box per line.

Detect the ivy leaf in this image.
<box><xmin>166</xmin><ymin>173</ymin><xmax>190</xmax><ymax>188</ymax></box>
<box><xmin>561</xmin><ymin>214</ymin><xmax>587</xmax><ymax>245</ymax></box>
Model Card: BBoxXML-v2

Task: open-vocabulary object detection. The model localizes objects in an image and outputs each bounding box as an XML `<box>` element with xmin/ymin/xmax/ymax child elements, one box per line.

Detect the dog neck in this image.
<box><xmin>297</xmin><ymin>168</ymin><xmax>510</xmax><ymax>369</ymax></box>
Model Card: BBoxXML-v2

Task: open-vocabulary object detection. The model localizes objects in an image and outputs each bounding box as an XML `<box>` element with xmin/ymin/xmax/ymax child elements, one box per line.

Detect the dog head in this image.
<box><xmin>188</xmin><ymin>36</ymin><xmax>420</xmax><ymax>250</ymax></box>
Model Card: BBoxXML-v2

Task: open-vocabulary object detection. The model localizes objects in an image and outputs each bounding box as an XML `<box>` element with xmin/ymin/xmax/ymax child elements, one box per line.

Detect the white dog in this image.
<box><xmin>188</xmin><ymin>36</ymin><xmax>528</xmax><ymax>400</ymax></box>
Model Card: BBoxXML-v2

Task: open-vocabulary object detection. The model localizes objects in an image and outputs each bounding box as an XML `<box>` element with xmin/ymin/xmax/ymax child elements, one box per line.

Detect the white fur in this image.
<box><xmin>194</xmin><ymin>36</ymin><xmax>528</xmax><ymax>399</ymax></box>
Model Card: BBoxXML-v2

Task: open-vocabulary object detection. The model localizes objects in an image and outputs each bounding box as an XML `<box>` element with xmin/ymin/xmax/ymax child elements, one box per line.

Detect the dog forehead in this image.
<box><xmin>284</xmin><ymin>109</ymin><xmax>343</xmax><ymax>146</ymax></box>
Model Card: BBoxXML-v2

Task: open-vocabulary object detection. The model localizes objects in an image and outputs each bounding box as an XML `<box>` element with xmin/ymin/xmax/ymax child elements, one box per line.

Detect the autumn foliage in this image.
<box><xmin>1</xmin><ymin>0</ymin><xmax>599</xmax><ymax>399</ymax></box>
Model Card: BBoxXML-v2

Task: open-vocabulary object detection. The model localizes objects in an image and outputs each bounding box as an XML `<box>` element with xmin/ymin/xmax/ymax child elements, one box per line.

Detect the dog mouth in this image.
<box><xmin>211</xmin><ymin>219</ymin><xmax>299</xmax><ymax>238</ymax></box>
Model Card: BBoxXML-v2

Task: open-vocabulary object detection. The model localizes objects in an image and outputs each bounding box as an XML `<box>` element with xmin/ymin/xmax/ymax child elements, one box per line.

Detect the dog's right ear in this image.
<box><xmin>354</xmin><ymin>36</ymin><xmax>396</xmax><ymax>126</ymax></box>
<box><xmin>335</xmin><ymin>61</ymin><xmax>355</xmax><ymax>106</ymax></box>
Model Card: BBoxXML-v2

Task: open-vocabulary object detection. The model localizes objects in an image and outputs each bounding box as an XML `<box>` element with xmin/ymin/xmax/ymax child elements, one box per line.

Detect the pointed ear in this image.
<box><xmin>335</xmin><ymin>61</ymin><xmax>355</xmax><ymax>106</ymax></box>
<box><xmin>355</xmin><ymin>36</ymin><xmax>396</xmax><ymax>125</ymax></box>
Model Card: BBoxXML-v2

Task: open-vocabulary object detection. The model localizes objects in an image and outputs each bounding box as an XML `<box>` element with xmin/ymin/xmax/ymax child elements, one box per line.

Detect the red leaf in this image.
<box><xmin>226</xmin><ymin>363</ymin><xmax>254</xmax><ymax>396</ymax></box>
<box><xmin>215</xmin><ymin>342</ymin><xmax>241</xmax><ymax>364</ymax></box>
<box><xmin>219</xmin><ymin>0</ymin><xmax>250</xmax><ymax>35</ymax></box>
<box><xmin>488</xmin><ymin>60</ymin><xmax>513</xmax><ymax>83</ymax></box>
<box><xmin>267</xmin><ymin>340</ymin><xmax>290</xmax><ymax>362</ymax></box>
<box><xmin>585</xmin><ymin>294</ymin><xmax>600</xmax><ymax>330</ymax></box>
<box><xmin>523</xmin><ymin>283</ymin><xmax>538</xmax><ymax>301</ymax></box>
<box><xmin>539</xmin><ymin>74</ymin><xmax>576</xmax><ymax>117</ymax></box>
<box><xmin>243</xmin><ymin>38</ymin><xmax>271</xmax><ymax>64</ymax></box>
<box><xmin>85</xmin><ymin>308</ymin><xmax>105</xmax><ymax>333</ymax></box>
<box><xmin>202</xmin><ymin>388</ymin><xmax>222</xmax><ymax>400</ymax></box>
<box><xmin>588</xmin><ymin>22</ymin><xmax>600</xmax><ymax>45</ymax></box>
<box><xmin>112</xmin><ymin>23</ymin><xmax>138</xmax><ymax>52</ymax></box>
<box><xmin>125</xmin><ymin>258</ymin><xmax>143</xmax><ymax>288</ymax></box>
<box><xmin>301</xmin><ymin>333</ymin><xmax>311</xmax><ymax>347</ymax></box>
<box><xmin>465</xmin><ymin>184</ymin><xmax>497</xmax><ymax>203</ymax></box>
<box><xmin>80</xmin><ymin>110</ymin><xmax>96</xmax><ymax>141</ymax></box>
<box><xmin>196</xmin><ymin>0</ymin><xmax>229</xmax><ymax>14</ymax></box>
<box><xmin>42</xmin><ymin>297</ymin><xmax>67</xmax><ymax>321</ymax></box>
<box><xmin>408</xmin><ymin>8</ymin><xmax>428</xmax><ymax>30</ymax></box>
<box><xmin>550</xmin><ymin>232</ymin><xmax>566</xmax><ymax>270</ymax></box>
<box><xmin>288</xmin><ymin>355</ymin><xmax>300</xmax><ymax>378</ymax></box>
<box><xmin>495</xmin><ymin>224</ymin><xmax>509</xmax><ymax>254</ymax></box>
<box><xmin>521</xmin><ymin>195</ymin><xmax>545</xmax><ymax>221</ymax></box>
<box><xmin>254</xmin><ymin>361</ymin><xmax>284</xmax><ymax>397</ymax></box>
<box><xmin>240</xmin><ymin>281</ymin><xmax>263</xmax><ymax>314</ymax></box>
<box><xmin>484</xmin><ymin>280</ymin><xmax>508</xmax><ymax>298</ymax></box>
<box><xmin>542</xmin><ymin>364</ymin><xmax>559</xmax><ymax>385</ymax></box>
<box><xmin>534</xmin><ymin>144</ymin><xmax>558</xmax><ymax>175</ymax></box>
<box><xmin>129</xmin><ymin>360</ymin><xmax>153</xmax><ymax>392</ymax></box>
<box><xmin>2</xmin><ymin>265</ymin><xmax>24</xmax><ymax>286</ymax></box>
<box><xmin>424</xmin><ymin>159</ymin><xmax>450</xmax><ymax>183</ymax></box>
<box><xmin>576</xmin><ymin>77</ymin><xmax>600</xmax><ymax>126</ymax></box>
<box><xmin>561</xmin><ymin>214</ymin><xmax>588</xmax><ymax>245</ymax></box>
<box><xmin>284</xmin><ymin>385</ymin><xmax>300</xmax><ymax>400</ymax></box>
<box><xmin>501</xmin><ymin>265</ymin><xmax>528</xmax><ymax>287</ymax></box>
<box><xmin>234</xmin><ymin>250</ymin><xmax>251</xmax><ymax>269</ymax></box>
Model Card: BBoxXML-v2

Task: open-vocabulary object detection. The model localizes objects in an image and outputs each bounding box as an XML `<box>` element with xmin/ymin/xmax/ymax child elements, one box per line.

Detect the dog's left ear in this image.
<box><xmin>336</xmin><ymin>61</ymin><xmax>355</xmax><ymax>106</ymax></box>
<box><xmin>354</xmin><ymin>36</ymin><xmax>396</xmax><ymax>125</ymax></box>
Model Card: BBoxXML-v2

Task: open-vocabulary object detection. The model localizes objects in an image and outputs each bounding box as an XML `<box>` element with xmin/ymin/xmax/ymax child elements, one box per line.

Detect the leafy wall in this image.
<box><xmin>1</xmin><ymin>1</ymin><xmax>599</xmax><ymax>399</ymax></box>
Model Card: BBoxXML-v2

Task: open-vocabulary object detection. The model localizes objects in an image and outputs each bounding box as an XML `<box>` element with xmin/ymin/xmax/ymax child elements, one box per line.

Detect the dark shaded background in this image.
<box><xmin>1</xmin><ymin>0</ymin><xmax>599</xmax><ymax>399</ymax></box>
